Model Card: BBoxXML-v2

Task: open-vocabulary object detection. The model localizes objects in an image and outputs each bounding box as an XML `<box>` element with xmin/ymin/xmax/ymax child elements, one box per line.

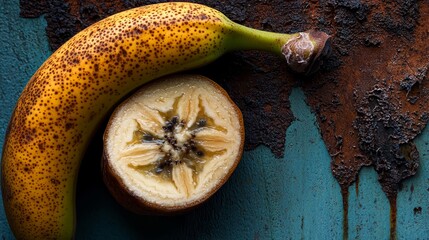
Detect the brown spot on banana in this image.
<box><xmin>1</xmin><ymin>2</ymin><xmax>330</xmax><ymax>239</ymax></box>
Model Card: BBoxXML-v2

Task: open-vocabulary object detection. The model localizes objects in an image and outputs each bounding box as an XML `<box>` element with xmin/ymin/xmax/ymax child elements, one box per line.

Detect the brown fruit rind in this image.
<box><xmin>102</xmin><ymin>74</ymin><xmax>245</xmax><ymax>215</ymax></box>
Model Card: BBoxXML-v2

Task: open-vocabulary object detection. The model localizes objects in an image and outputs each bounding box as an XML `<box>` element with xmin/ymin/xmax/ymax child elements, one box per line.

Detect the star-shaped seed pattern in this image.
<box><xmin>120</xmin><ymin>93</ymin><xmax>231</xmax><ymax>197</ymax></box>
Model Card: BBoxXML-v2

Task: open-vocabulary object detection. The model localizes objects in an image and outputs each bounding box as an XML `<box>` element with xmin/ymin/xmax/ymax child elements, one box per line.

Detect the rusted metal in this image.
<box><xmin>20</xmin><ymin>1</ymin><xmax>429</xmax><ymax>235</ymax></box>
<box><xmin>301</xmin><ymin>0</ymin><xmax>428</xmax><ymax>199</ymax></box>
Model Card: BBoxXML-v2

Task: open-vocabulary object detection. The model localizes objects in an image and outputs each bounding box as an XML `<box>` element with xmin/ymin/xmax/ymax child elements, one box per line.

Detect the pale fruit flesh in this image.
<box><xmin>103</xmin><ymin>74</ymin><xmax>244</xmax><ymax>212</ymax></box>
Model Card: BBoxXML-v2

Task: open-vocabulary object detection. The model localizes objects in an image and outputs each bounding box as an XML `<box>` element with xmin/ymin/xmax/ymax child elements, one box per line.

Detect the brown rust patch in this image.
<box><xmin>20</xmin><ymin>0</ymin><xmax>429</xmax><ymax>218</ymax></box>
<box><xmin>301</xmin><ymin>0</ymin><xmax>428</xmax><ymax>199</ymax></box>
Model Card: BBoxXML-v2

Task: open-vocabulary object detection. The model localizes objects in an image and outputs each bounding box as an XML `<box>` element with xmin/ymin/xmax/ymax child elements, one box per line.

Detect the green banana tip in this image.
<box><xmin>281</xmin><ymin>30</ymin><xmax>332</xmax><ymax>76</ymax></box>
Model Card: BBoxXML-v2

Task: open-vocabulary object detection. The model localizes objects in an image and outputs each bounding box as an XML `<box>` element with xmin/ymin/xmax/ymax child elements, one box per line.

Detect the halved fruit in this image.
<box><xmin>102</xmin><ymin>74</ymin><xmax>244</xmax><ymax>214</ymax></box>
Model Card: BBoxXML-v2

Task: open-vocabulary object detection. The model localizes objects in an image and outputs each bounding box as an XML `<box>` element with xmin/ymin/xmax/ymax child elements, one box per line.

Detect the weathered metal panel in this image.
<box><xmin>1</xmin><ymin>0</ymin><xmax>429</xmax><ymax>239</ymax></box>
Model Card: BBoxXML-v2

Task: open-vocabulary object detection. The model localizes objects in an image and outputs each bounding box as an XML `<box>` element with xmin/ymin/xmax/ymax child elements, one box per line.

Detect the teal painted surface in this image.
<box><xmin>0</xmin><ymin>1</ymin><xmax>51</xmax><ymax>239</ymax></box>
<box><xmin>1</xmin><ymin>0</ymin><xmax>428</xmax><ymax>239</ymax></box>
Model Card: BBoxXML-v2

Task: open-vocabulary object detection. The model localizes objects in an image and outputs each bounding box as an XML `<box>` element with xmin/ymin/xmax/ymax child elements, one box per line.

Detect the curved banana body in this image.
<box><xmin>1</xmin><ymin>2</ymin><xmax>329</xmax><ymax>239</ymax></box>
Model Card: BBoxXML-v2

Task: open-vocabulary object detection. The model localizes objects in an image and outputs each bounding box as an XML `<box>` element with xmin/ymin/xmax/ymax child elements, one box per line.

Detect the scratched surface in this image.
<box><xmin>1</xmin><ymin>0</ymin><xmax>429</xmax><ymax>239</ymax></box>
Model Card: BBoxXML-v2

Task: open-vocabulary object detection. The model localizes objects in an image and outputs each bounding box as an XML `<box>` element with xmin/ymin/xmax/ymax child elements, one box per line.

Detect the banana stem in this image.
<box><xmin>226</xmin><ymin>22</ymin><xmax>293</xmax><ymax>53</ymax></box>
<box><xmin>226</xmin><ymin>21</ymin><xmax>332</xmax><ymax>75</ymax></box>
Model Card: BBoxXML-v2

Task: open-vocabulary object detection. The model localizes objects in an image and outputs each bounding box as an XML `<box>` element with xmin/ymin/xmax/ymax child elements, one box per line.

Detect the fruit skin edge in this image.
<box><xmin>0</xmin><ymin>2</ymin><xmax>330</xmax><ymax>239</ymax></box>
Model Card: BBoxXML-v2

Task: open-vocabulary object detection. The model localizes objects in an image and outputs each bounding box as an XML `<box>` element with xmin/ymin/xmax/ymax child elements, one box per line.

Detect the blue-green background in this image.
<box><xmin>0</xmin><ymin>0</ymin><xmax>428</xmax><ymax>239</ymax></box>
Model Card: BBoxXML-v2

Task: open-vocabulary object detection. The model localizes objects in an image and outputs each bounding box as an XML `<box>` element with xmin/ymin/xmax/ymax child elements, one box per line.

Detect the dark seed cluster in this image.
<box><xmin>140</xmin><ymin>116</ymin><xmax>206</xmax><ymax>178</ymax></box>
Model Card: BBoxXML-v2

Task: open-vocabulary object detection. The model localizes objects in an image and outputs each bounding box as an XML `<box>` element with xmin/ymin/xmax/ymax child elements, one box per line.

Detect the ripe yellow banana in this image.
<box><xmin>1</xmin><ymin>2</ymin><xmax>330</xmax><ymax>239</ymax></box>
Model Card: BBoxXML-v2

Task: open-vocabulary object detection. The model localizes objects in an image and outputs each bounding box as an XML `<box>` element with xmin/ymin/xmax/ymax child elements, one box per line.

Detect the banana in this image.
<box><xmin>1</xmin><ymin>2</ymin><xmax>330</xmax><ymax>239</ymax></box>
